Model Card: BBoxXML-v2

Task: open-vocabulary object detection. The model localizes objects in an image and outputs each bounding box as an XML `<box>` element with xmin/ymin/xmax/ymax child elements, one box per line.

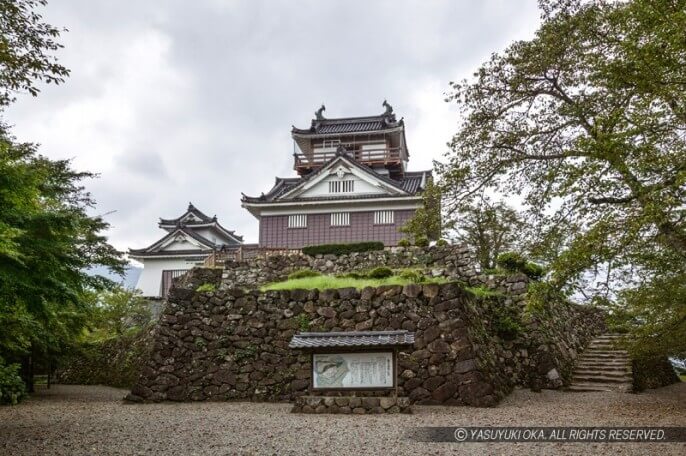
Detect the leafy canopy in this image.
<box><xmin>440</xmin><ymin>0</ymin><xmax>686</xmax><ymax>356</ymax></box>
<box><xmin>0</xmin><ymin>0</ymin><xmax>125</xmax><ymax>378</ymax></box>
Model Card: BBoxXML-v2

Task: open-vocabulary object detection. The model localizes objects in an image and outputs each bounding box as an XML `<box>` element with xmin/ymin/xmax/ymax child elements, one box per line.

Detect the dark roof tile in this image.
<box><xmin>289</xmin><ymin>330</ymin><xmax>415</xmax><ymax>349</ymax></box>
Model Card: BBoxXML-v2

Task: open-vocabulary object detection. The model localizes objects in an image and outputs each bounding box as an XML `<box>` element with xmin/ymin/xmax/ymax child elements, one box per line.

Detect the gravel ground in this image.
<box><xmin>1</xmin><ymin>383</ymin><xmax>685</xmax><ymax>455</ymax></box>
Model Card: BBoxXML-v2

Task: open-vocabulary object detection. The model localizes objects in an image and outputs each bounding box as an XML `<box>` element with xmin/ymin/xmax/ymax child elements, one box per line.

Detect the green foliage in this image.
<box><xmin>302</xmin><ymin>241</ymin><xmax>384</xmax><ymax>256</ymax></box>
<box><xmin>0</xmin><ymin>0</ymin><xmax>70</xmax><ymax>107</ymax></box>
<box><xmin>234</xmin><ymin>345</ymin><xmax>257</xmax><ymax>363</ymax></box>
<box><xmin>287</xmin><ymin>269</ymin><xmax>321</xmax><ymax>280</ymax></box>
<box><xmin>439</xmin><ymin>0</ymin><xmax>686</xmax><ymax>357</ymax></box>
<box><xmin>84</xmin><ymin>287</ymin><xmax>152</xmax><ymax>340</ymax></box>
<box><xmin>402</xmin><ymin>179</ymin><xmax>442</xmax><ymax>241</ymax></box>
<box><xmin>453</xmin><ymin>196</ymin><xmax>524</xmax><ymax>270</ymax></box>
<box><xmin>367</xmin><ymin>266</ymin><xmax>393</xmax><ymax>279</ymax></box>
<box><xmin>413</xmin><ymin>235</ymin><xmax>429</xmax><ymax>248</ymax></box>
<box><xmin>522</xmin><ymin>262</ymin><xmax>545</xmax><ymax>280</ymax></box>
<box><xmin>397</xmin><ymin>269</ymin><xmax>426</xmax><ymax>283</ymax></box>
<box><xmin>496</xmin><ymin>252</ymin><xmax>527</xmax><ymax>272</ymax></box>
<box><xmin>493</xmin><ymin>309</ymin><xmax>523</xmax><ymax>340</ymax></box>
<box><xmin>0</xmin><ymin>357</ymin><xmax>26</xmax><ymax>405</ymax></box>
<box><xmin>195</xmin><ymin>283</ymin><xmax>217</xmax><ymax>293</ymax></box>
<box><xmin>262</xmin><ymin>274</ymin><xmax>447</xmax><ymax>291</ymax></box>
<box><xmin>295</xmin><ymin>313</ymin><xmax>310</xmax><ymax>332</ymax></box>
<box><xmin>397</xmin><ymin>238</ymin><xmax>411</xmax><ymax>247</ymax></box>
<box><xmin>495</xmin><ymin>252</ymin><xmax>545</xmax><ymax>280</ymax></box>
<box><xmin>466</xmin><ymin>286</ymin><xmax>503</xmax><ymax>298</ymax></box>
<box><xmin>436</xmin><ymin>239</ymin><xmax>449</xmax><ymax>247</ymax></box>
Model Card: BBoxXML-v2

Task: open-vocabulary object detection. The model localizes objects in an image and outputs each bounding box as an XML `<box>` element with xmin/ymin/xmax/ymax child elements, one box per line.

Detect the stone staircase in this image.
<box><xmin>567</xmin><ymin>334</ymin><xmax>633</xmax><ymax>392</ymax></box>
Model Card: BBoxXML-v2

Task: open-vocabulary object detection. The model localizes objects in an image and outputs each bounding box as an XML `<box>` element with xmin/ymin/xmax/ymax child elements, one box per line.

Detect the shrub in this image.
<box><xmin>496</xmin><ymin>252</ymin><xmax>527</xmax><ymax>272</ymax></box>
<box><xmin>414</xmin><ymin>235</ymin><xmax>429</xmax><ymax>247</ymax></box>
<box><xmin>302</xmin><ymin>241</ymin><xmax>384</xmax><ymax>256</ymax></box>
<box><xmin>367</xmin><ymin>266</ymin><xmax>393</xmax><ymax>279</ymax></box>
<box><xmin>0</xmin><ymin>358</ymin><xmax>27</xmax><ymax>405</ymax></box>
<box><xmin>287</xmin><ymin>269</ymin><xmax>321</xmax><ymax>280</ymax></box>
<box><xmin>436</xmin><ymin>239</ymin><xmax>449</xmax><ymax>247</ymax></box>
<box><xmin>335</xmin><ymin>271</ymin><xmax>365</xmax><ymax>279</ymax></box>
<box><xmin>522</xmin><ymin>262</ymin><xmax>545</xmax><ymax>280</ymax></box>
<box><xmin>398</xmin><ymin>269</ymin><xmax>426</xmax><ymax>283</ymax></box>
<box><xmin>397</xmin><ymin>238</ymin><xmax>411</xmax><ymax>247</ymax></box>
<box><xmin>494</xmin><ymin>314</ymin><xmax>522</xmax><ymax>340</ymax></box>
<box><xmin>196</xmin><ymin>283</ymin><xmax>217</xmax><ymax>293</ymax></box>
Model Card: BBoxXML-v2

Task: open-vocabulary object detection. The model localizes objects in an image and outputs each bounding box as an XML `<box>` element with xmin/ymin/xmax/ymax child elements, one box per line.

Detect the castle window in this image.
<box><xmin>288</xmin><ymin>214</ymin><xmax>307</xmax><ymax>228</ymax></box>
<box><xmin>374</xmin><ymin>210</ymin><xmax>394</xmax><ymax>225</ymax></box>
<box><xmin>329</xmin><ymin>180</ymin><xmax>354</xmax><ymax>193</ymax></box>
<box><xmin>330</xmin><ymin>212</ymin><xmax>350</xmax><ymax>227</ymax></box>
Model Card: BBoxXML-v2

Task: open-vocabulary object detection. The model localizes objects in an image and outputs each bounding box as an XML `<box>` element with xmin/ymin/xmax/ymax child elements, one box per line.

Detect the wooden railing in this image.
<box><xmin>294</xmin><ymin>147</ymin><xmax>401</xmax><ymax>168</ymax></box>
<box><xmin>203</xmin><ymin>245</ymin><xmax>300</xmax><ymax>267</ymax></box>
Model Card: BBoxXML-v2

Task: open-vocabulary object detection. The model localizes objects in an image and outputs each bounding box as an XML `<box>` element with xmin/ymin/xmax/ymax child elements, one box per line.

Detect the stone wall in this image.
<box><xmin>220</xmin><ymin>245</ymin><xmax>481</xmax><ymax>290</ymax></box>
<box><xmin>127</xmin><ymin>270</ymin><xmax>606</xmax><ymax>406</ymax></box>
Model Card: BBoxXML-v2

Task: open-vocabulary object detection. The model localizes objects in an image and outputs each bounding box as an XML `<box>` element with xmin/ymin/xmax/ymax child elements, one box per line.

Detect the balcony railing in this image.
<box><xmin>294</xmin><ymin>147</ymin><xmax>401</xmax><ymax>169</ymax></box>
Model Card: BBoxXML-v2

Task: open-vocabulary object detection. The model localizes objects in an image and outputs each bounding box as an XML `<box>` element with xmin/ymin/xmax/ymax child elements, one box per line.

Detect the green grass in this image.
<box><xmin>680</xmin><ymin>374</ymin><xmax>686</xmax><ymax>382</ymax></box>
<box><xmin>465</xmin><ymin>285</ymin><xmax>504</xmax><ymax>298</ymax></box>
<box><xmin>261</xmin><ymin>274</ymin><xmax>448</xmax><ymax>291</ymax></box>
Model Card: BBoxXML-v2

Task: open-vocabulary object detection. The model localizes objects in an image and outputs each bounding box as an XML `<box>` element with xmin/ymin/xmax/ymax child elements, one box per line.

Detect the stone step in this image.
<box><xmin>578</xmin><ymin>353</ymin><xmax>630</xmax><ymax>359</ymax></box>
<box><xmin>587</xmin><ymin>343</ymin><xmax>623</xmax><ymax>349</ymax></box>
<box><xmin>573</xmin><ymin>369</ymin><xmax>631</xmax><ymax>377</ymax></box>
<box><xmin>572</xmin><ymin>374</ymin><xmax>632</xmax><ymax>384</ymax></box>
<box><xmin>581</xmin><ymin>350</ymin><xmax>629</xmax><ymax>354</ymax></box>
<box><xmin>575</xmin><ymin>364</ymin><xmax>631</xmax><ymax>372</ymax></box>
<box><xmin>577</xmin><ymin>359</ymin><xmax>630</xmax><ymax>365</ymax></box>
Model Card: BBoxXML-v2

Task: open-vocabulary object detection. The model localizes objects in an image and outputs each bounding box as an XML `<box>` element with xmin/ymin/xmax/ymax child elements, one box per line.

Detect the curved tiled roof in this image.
<box><xmin>242</xmin><ymin>154</ymin><xmax>430</xmax><ymax>204</ymax></box>
<box><xmin>292</xmin><ymin>114</ymin><xmax>403</xmax><ymax>136</ymax></box>
<box><xmin>289</xmin><ymin>330</ymin><xmax>415</xmax><ymax>349</ymax></box>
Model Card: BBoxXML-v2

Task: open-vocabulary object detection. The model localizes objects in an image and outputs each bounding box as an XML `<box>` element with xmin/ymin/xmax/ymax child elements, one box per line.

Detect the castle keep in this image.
<box><xmin>241</xmin><ymin>102</ymin><xmax>431</xmax><ymax>248</ymax></box>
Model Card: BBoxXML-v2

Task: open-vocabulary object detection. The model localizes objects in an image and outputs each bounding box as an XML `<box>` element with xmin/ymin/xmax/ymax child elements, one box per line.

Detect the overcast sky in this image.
<box><xmin>6</xmin><ymin>0</ymin><xmax>540</xmax><ymax>261</ymax></box>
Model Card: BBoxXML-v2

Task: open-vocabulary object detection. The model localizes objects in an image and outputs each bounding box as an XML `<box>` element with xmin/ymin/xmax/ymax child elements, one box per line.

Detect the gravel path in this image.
<box><xmin>1</xmin><ymin>383</ymin><xmax>685</xmax><ymax>455</ymax></box>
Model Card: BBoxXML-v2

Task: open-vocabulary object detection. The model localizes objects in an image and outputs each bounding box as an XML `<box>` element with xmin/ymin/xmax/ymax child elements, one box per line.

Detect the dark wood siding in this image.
<box><xmin>258</xmin><ymin>210</ymin><xmax>415</xmax><ymax>248</ymax></box>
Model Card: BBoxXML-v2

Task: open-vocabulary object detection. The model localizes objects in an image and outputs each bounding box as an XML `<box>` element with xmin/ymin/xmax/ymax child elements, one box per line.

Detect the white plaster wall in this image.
<box><xmin>135</xmin><ymin>257</ymin><xmax>205</xmax><ymax>297</ymax></box>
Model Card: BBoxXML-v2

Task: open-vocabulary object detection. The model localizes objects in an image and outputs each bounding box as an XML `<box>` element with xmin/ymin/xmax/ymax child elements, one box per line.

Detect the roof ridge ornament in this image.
<box><xmin>382</xmin><ymin>99</ymin><xmax>393</xmax><ymax>116</ymax></box>
<box><xmin>315</xmin><ymin>104</ymin><xmax>326</xmax><ymax>120</ymax></box>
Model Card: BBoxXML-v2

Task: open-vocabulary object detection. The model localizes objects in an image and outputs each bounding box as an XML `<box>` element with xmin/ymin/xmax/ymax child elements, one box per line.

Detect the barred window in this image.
<box><xmin>288</xmin><ymin>214</ymin><xmax>307</xmax><ymax>228</ymax></box>
<box><xmin>374</xmin><ymin>210</ymin><xmax>394</xmax><ymax>225</ymax></box>
<box><xmin>328</xmin><ymin>180</ymin><xmax>354</xmax><ymax>193</ymax></box>
<box><xmin>330</xmin><ymin>212</ymin><xmax>350</xmax><ymax>227</ymax></box>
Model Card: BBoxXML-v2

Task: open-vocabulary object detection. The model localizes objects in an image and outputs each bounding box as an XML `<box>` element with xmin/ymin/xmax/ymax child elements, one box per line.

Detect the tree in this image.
<box><xmin>0</xmin><ymin>0</ymin><xmax>125</xmax><ymax>392</ymax></box>
<box><xmin>401</xmin><ymin>179</ymin><xmax>442</xmax><ymax>242</ymax></box>
<box><xmin>88</xmin><ymin>287</ymin><xmax>152</xmax><ymax>339</ymax></box>
<box><xmin>0</xmin><ymin>0</ymin><xmax>69</xmax><ymax>107</ymax></box>
<box><xmin>440</xmin><ymin>0</ymin><xmax>686</xmax><ymax>356</ymax></box>
<box><xmin>453</xmin><ymin>196</ymin><xmax>523</xmax><ymax>270</ymax></box>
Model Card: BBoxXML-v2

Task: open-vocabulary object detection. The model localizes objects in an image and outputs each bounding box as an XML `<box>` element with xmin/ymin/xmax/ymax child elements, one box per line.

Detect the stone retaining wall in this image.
<box><xmin>127</xmin><ymin>272</ymin><xmax>606</xmax><ymax>406</ymax></box>
<box><xmin>220</xmin><ymin>245</ymin><xmax>481</xmax><ymax>289</ymax></box>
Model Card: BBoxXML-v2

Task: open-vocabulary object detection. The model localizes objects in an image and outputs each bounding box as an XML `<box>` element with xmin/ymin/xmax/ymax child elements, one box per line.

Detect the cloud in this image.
<box><xmin>5</xmin><ymin>0</ymin><xmax>540</xmax><ymax>252</ymax></box>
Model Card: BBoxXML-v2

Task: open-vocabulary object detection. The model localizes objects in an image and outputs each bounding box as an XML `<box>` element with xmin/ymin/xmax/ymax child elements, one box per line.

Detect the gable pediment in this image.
<box><xmin>278</xmin><ymin>156</ymin><xmax>407</xmax><ymax>201</ymax></box>
<box><xmin>147</xmin><ymin>229</ymin><xmax>213</xmax><ymax>253</ymax></box>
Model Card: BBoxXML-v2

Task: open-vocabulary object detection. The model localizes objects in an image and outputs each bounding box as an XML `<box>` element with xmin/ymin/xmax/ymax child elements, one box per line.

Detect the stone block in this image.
<box><xmin>362</xmin><ymin>397</ymin><xmax>380</xmax><ymax>408</ymax></box>
<box><xmin>379</xmin><ymin>397</ymin><xmax>396</xmax><ymax>409</ymax></box>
